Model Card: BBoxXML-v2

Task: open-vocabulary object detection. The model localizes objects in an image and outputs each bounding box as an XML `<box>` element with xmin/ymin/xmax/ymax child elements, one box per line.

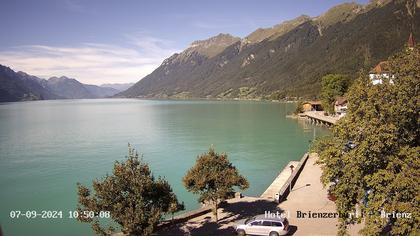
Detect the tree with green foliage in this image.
<box><xmin>294</xmin><ymin>100</ymin><xmax>305</xmax><ymax>114</ymax></box>
<box><xmin>313</xmin><ymin>46</ymin><xmax>420</xmax><ymax>235</ymax></box>
<box><xmin>183</xmin><ymin>147</ymin><xmax>249</xmax><ymax>222</ymax></box>
<box><xmin>76</xmin><ymin>145</ymin><xmax>184</xmax><ymax>236</ymax></box>
<box><xmin>320</xmin><ymin>74</ymin><xmax>350</xmax><ymax>114</ymax></box>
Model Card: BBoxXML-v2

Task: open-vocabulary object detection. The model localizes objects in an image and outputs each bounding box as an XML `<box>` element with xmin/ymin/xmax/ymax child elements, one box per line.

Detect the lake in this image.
<box><xmin>0</xmin><ymin>99</ymin><xmax>327</xmax><ymax>235</ymax></box>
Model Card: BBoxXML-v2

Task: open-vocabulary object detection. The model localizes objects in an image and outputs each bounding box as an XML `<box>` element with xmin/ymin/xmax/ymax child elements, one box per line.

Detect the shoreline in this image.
<box><xmin>1</xmin><ymin>96</ymin><xmax>300</xmax><ymax>104</ymax></box>
<box><xmin>121</xmin><ymin>95</ymin><xmax>300</xmax><ymax>103</ymax></box>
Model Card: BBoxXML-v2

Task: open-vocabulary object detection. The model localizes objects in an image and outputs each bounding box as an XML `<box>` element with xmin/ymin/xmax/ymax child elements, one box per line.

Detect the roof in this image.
<box><xmin>408</xmin><ymin>32</ymin><xmax>416</xmax><ymax>48</ymax></box>
<box><xmin>335</xmin><ymin>96</ymin><xmax>348</xmax><ymax>106</ymax></box>
<box><xmin>303</xmin><ymin>101</ymin><xmax>322</xmax><ymax>105</ymax></box>
<box><xmin>254</xmin><ymin>214</ymin><xmax>286</xmax><ymax>222</ymax></box>
<box><xmin>369</xmin><ymin>61</ymin><xmax>390</xmax><ymax>74</ymax></box>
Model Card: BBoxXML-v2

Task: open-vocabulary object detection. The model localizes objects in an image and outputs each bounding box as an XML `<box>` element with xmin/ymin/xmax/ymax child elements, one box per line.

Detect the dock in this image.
<box><xmin>304</xmin><ymin>111</ymin><xmax>339</xmax><ymax>126</ymax></box>
<box><xmin>260</xmin><ymin>161</ymin><xmax>299</xmax><ymax>199</ymax></box>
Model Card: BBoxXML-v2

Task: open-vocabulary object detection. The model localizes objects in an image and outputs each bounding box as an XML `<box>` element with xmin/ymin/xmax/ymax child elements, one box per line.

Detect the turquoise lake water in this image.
<box><xmin>0</xmin><ymin>99</ymin><xmax>327</xmax><ymax>235</ymax></box>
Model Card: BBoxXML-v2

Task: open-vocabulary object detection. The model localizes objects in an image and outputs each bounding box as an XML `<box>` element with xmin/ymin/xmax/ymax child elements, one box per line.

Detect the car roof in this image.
<box><xmin>253</xmin><ymin>214</ymin><xmax>285</xmax><ymax>222</ymax></box>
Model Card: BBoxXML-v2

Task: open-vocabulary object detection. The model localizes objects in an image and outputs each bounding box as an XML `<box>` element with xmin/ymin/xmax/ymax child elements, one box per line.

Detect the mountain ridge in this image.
<box><xmin>0</xmin><ymin>65</ymin><xmax>123</xmax><ymax>102</ymax></box>
<box><xmin>100</xmin><ymin>83</ymin><xmax>134</xmax><ymax>92</ymax></box>
<box><xmin>119</xmin><ymin>0</ymin><xmax>419</xmax><ymax>99</ymax></box>
<box><xmin>0</xmin><ymin>66</ymin><xmax>61</xmax><ymax>102</ymax></box>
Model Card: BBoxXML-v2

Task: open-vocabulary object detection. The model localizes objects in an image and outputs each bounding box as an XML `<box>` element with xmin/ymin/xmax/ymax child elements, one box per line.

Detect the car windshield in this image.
<box><xmin>245</xmin><ymin>216</ymin><xmax>256</xmax><ymax>224</ymax></box>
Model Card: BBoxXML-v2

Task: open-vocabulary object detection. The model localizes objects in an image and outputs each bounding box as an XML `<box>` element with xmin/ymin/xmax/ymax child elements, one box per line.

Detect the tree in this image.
<box><xmin>320</xmin><ymin>74</ymin><xmax>350</xmax><ymax>114</ymax></box>
<box><xmin>313</xmin><ymin>46</ymin><xmax>420</xmax><ymax>235</ymax></box>
<box><xmin>294</xmin><ymin>100</ymin><xmax>304</xmax><ymax>114</ymax></box>
<box><xmin>76</xmin><ymin>144</ymin><xmax>184</xmax><ymax>236</ymax></box>
<box><xmin>183</xmin><ymin>147</ymin><xmax>249</xmax><ymax>221</ymax></box>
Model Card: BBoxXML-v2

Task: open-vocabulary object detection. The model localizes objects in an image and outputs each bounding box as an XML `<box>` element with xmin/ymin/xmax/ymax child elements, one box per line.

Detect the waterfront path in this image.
<box><xmin>260</xmin><ymin>161</ymin><xmax>299</xmax><ymax>200</ymax></box>
<box><xmin>277</xmin><ymin>153</ymin><xmax>363</xmax><ymax>235</ymax></box>
<box><xmin>157</xmin><ymin>153</ymin><xmax>363</xmax><ymax>235</ymax></box>
<box><xmin>157</xmin><ymin>196</ymin><xmax>281</xmax><ymax>236</ymax></box>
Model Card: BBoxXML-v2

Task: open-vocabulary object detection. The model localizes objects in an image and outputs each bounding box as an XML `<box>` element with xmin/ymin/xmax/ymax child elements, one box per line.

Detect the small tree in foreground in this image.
<box><xmin>77</xmin><ymin>145</ymin><xmax>184</xmax><ymax>236</ymax></box>
<box><xmin>183</xmin><ymin>147</ymin><xmax>249</xmax><ymax>222</ymax></box>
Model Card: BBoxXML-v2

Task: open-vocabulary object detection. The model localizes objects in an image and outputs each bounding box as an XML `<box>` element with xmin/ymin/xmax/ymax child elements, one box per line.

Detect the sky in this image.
<box><xmin>0</xmin><ymin>0</ymin><xmax>368</xmax><ymax>85</ymax></box>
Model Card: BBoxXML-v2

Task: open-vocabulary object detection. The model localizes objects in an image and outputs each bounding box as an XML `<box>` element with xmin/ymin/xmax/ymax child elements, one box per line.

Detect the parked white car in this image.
<box><xmin>235</xmin><ymin>214</ymin><xmax>289</xmax><ymax>236</ymax></box>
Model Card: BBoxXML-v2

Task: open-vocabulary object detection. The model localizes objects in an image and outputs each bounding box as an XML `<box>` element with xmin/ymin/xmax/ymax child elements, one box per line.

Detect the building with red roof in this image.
<box><xmin>369</xmin><ymin>61</ymin><xmax>393</xmax><ymax>85</ymax></box>
<box><xmin>369</xmin><ymin>33</ymin><xmax>415</xmax><ymax>85</ymax></box>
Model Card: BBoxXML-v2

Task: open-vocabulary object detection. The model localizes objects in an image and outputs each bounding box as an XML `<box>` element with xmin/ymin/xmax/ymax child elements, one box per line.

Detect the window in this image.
<box><xmin>262</xmin><ymin>221</ymin><xmax>272</xmax><ymax>226</ymax></box>
<box><xmin>250</xmin><ymin>220</ymin><xmax>262</xmax><ymax>226</ymax></box>
<box><xmin>245</xmin><ymin>216</ymin><xmax>256</xmax><ymax>224</ymax></box>
<box><xmin>272</xmin><ymin>221</ymin><xmax>283</xmax><ymax>227</ymax></box>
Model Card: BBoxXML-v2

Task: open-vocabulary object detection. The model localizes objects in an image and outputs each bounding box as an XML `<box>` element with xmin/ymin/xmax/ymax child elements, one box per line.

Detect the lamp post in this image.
<box><xmin>289</xmin><ymin>165</ymin><xmax>295</xmax><ymax>193</ymax></box>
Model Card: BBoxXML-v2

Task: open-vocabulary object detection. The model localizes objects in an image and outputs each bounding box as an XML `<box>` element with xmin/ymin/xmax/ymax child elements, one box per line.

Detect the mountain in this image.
<box><xmin>85</xmin><ymin>84</ymin><xmax>119</xmax><ymax>97</ymax></box>
<box><xmin>46</xmin><ymin>76</ymin><xmax>96</xmax><ymax>99</ymax></box>
<box><xmin>46</xmin><ymin>76</ymin><xmax>119</xmax><ymax>99</ymax></box>
<box><xmin>118</xmin><ymin>33</ymin><xmax>241</xmax><ymax>99</ymax></box>
<box><xmin>0</xmin><ymin>65</ymin><xmax>120</xmax><ymax>102</ymax></box>
<box><xmin>313</xmin><ymin>2</ymin><xmax>363</xmax><ymax>31</ymax></box>
<box><xmin>100</xmin><ymin>83</ymin><xmax>134</xmax><ymax>92</ymax></box>
<box><xmin>187</xmin><ymin>33</ymin><xmax>241</xmax><ymax>58</ymax></box>
<box><xmin>119</xmin><ymin>0</ymin><xmax>420</xmax><ymax>99</ymax></box>
<box><xmin>0</xmin><ymin>65</ymin><xmax>61</xmax><ymax>102</ymax></box>
<box><xmin>243</xmin><ymin>15</ymin><xmax>311</xmax><ymax>45</ymax></box>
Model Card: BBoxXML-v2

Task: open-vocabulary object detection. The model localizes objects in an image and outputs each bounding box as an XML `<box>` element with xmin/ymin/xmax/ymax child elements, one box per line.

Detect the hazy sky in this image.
<box><xmin>0</xmin><ymin>0</ymin><xmax>368</xmax><ymax>85</ymax></box>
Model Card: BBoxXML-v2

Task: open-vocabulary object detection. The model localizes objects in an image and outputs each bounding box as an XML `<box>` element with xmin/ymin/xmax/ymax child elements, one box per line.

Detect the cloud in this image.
<box><xmin>0</xmin><ymin>36</ymin><xmax>180</xmax><ymax>85</ymax></box>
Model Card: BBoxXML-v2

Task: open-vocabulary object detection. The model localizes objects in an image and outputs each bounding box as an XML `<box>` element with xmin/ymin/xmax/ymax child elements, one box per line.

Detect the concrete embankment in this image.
<box><xmin>260</xmin><ymin>153</ymin><xmax>309</xmax><ymax>200</ymax></box>
<box><xmin>260</xmin><ymin>160</ymin><xmax>300</xmax><ymax>200</ymax></box>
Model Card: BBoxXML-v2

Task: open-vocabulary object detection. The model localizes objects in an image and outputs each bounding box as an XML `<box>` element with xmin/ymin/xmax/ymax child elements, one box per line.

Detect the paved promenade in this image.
<box><xmin>157</xmin><ymin>153</ymin><xmax>363</xmax><ymax>235</ymax></box>
<box><xmin>158</xmin><ymin>196</ymin><xmax>277</xmax><ymax>236</ymax></box>
<box><xmin>278</xmin><ymin>153</ymin><xmax>362</xmax><ymax>235</ymax></box>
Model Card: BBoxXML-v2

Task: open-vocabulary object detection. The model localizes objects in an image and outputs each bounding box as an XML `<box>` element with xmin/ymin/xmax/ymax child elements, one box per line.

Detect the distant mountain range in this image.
<box><xmin>0</xmin><ymin>65</ymin><xmax>127</xmax><ymax>102</ymax></box>
<box><xmin>100</xmin><ymin>83</ymin><xmax>134</xmax><ymax>92</ymax></box>
<box><xmin>2</xmin><ymin>0</ymin><xmax>418</xmax><ymax>102</ymax></box>
<box><xmin>119</xmin><ymin>0</ymin><xmax>420</xmax><ymax>99</ymax></box>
